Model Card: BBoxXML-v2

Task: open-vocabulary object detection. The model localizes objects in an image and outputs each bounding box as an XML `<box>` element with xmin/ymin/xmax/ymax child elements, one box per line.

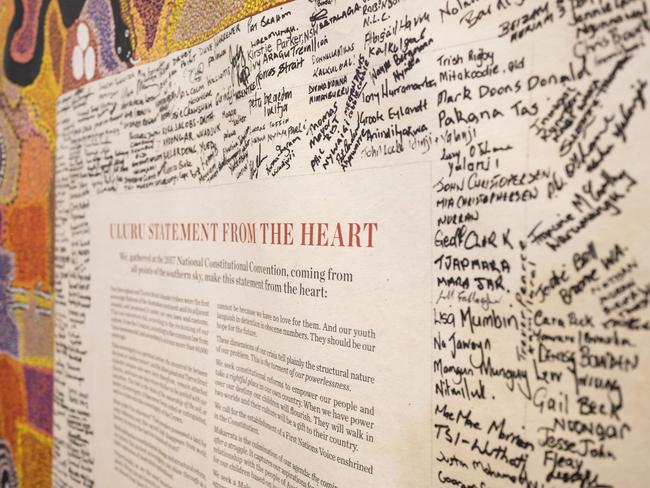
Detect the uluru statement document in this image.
<box><xmin>54</xmin><ymin>0</ymin><xmax>650</xmax><ymax>487</ymax></box>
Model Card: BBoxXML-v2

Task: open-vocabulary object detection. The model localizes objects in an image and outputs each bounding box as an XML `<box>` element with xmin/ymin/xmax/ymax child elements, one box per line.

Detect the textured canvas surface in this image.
<box><xmin>0</xmin><ymin>1</ymin><xmax>288</xmax><ymax>485</ymax></box>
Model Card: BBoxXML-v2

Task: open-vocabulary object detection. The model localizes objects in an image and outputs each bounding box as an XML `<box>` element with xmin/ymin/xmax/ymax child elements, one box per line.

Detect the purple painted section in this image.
<box><xmin>0</xmin><ymin>251</ymin><xmax>18</xmax><ymax>357</ymax></box>
<box><xmin>86</xmin><ymin>0</ymin><xmax>121</xmax><ymax>72</ymax></box>
<box><xmin>24</xmin><ymin>366</ymin><xmax>53</xmax><ymax>434</ymax></box>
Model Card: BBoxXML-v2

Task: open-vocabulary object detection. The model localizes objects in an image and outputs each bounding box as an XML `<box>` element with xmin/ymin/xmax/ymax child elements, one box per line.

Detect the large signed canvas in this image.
<box><xmin>52</xmin><ymin>0</ymin><xmax>650</xmax><ymax>487</ymax></box>
<box><xmin>3</xmin><ymin>0</ymin><xmax>650</xmax><ymax>486</ymax></box>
